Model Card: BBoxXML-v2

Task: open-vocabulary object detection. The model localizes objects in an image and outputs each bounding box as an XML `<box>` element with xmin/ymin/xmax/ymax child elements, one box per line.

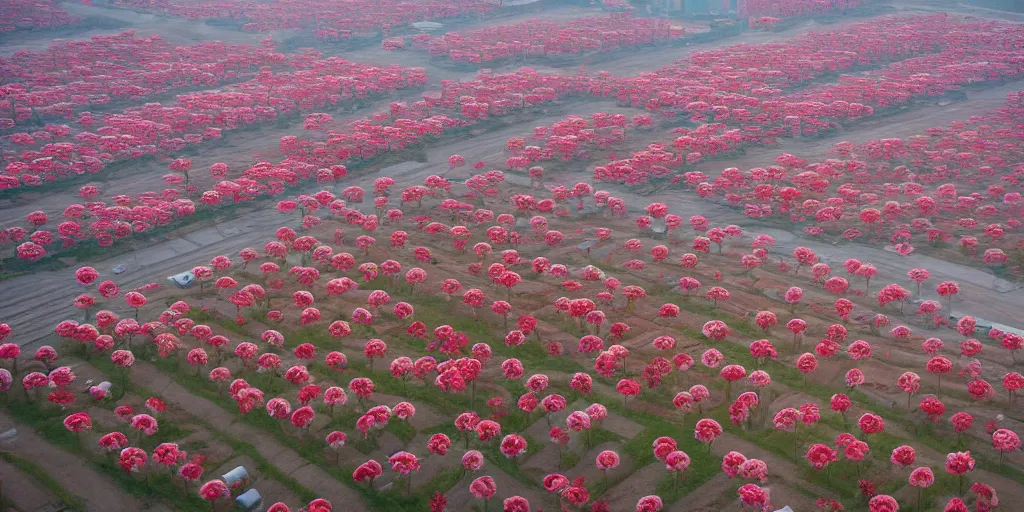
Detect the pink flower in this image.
<box><xmin>943</xmin><ymin>498</ymin><xmax>968</xmax><ymax>512</ymax></box>
<box><xmin>130</xmin><ymin>413</ymin><xmax>158</xmax><ymax>435</ymax></box>
<box><xmin>653</xmin><ymin>437</ymin><xmax>677</xmax><ymax>461</ymax></box>
<box><xmin>897</xmin><ymin>372</ymin><xmax>921</xmax><ymax>394</ymax></box>
<box><xmin>749</xmin><ymin>370</ymin><xmax>771</xmax><ymax>387</ymax></box>
<box><xmin>352</xmin><ymin>460</ymin><xmax>382</xmax><ymax>484</ymax></box>
<box><xmin>720</xmin><ymin>364</ymin><xmax>746</xmax><ymax>383</ymax></box>
<box><xmin>950</xmin><ymin>412</ymin><xmax>973</xmax><ymax>433</ymax></box>
<box><xmin>919</xmin><ymin>397</ymin><xmax>945</xmax><ymax>422</ymax></box>
<box><xmin>944</xmin><ymin>451</ymin><xmax>975</xmax><ymax>475</ymax></box>
<box><xmin>462</xmin><ymin>450</ymin><xmax>485</xmax><ymax>471</ymax></box>
<box><xmin>326</xmin><ymin>431</ymin><xmax>347</xmax><ymax>450</ymax></box>
<box><xmin>543</xmin><ymin>473</ymin><xmax>569</xmax><ymax>493</ymax></box>
<box><xmin>867</xmin><ymin>494</ymin><xmax>898</xmax><ymax>512</ymax></box>
<box><xmin>665</xmin><ymin>450</ymin><xmax>690</xmax><ymax>472</ymax></box>
<box><xmin>738</xmin><ymin>483</ymin><xmax>770</xmax><ymax>511</ymax></box>
<box><xmin>636</xmin><ymin>495</ymin><xmax>663</xmax><ymax>512</ymax></box>
<box><xmin>858</xmin><ymin>413</ymin><xmax>884</xmax><ymax>435</ymax></box>
<box><xmin>722</xmin><ymin>451</ymin><xmax>747</xmax><ymax>478</ymax></box>
<box><xmin>427</xmin><ymin>433</ymin><xmax>451</xmax><ymax>456</ymax></box>
<box><xmin>694</xmin><ymin>419</ymin><xmax>722</xmax><ymax>444</ymax></box>
<box><xmin>596</xmin><ymin>450</ymin><xmax>620</xmax><ymax>470</ymax></box>
<box><xmin>908</xmin><ymin>467</ymin><xmax>934</xmax><ymax>487</ymax></box>
<box><xmin>844</xmin><ymin>440</ymin><xmax>869</xmax><ymax>462</ymax></box>
<box><xmin>830</xmin><ymin>394</ymin><xmax>851</xmax><ymax>413</ymax></box>
<box><xmin>971</xmin><ymin>482</ymin><xmax>998</xmax><ymax>511</ymax></box>
<box><xmin>992</xmin><ymin>428</ymin><xmax>1022</xmax><ymax>454</ymax></box>
<box><xmin>796</xmin><ymin>353</ymin><xmax>818</xmax><ymax>374</ymax></box>
<box><xmin>500</xmin><ymin>434</ymin><xmax>528</xmax><ymax>459</ymax></box>
<box><xmin>469</xmin><ymin>476</ymin><xmax>497</xmax><ymax>500</ymax></box>
<box><xmin>98</xmin><ymin>432</ymin><xmax>129</xmax><ymax>452</ymax></box>
<box><xmin>891</xmin><ymin>445</ymin><xmax>916</xmax><ymax>467</ymax></box>
<box><xmin>586</xmin><ymin>403</ymin><xmax>607</xmax><ymax>422</ymax></box>
<box><xmin>63</xmin><ymin>412</ymin><xmax>92</xmax><ymax>432</ymax></box>
<box><xmin>739</xmin><ymin>458</ymin><xmax>768</xmax><ymax>483</ymax></box>
<box><xmin>806</xmin><ymin>444</ymin><xmax>837</xmax><ymax>470</ymax></box>
<box><xmin>388</xmin><ymin>451</ymin><xmax>420</xmax><ymax>475</ymax></box>
<box><xmin>701</xmin><ymin>348</ymin><xmax>725</xmax><ymax>368</ymax></box>
<box><xmin>503</xmin><ymin>496</ymin><xmax>530</xmax><ymax>512</ymax></box>
<box><xmin>199</xmin><ymin>479</ymin><xmax>229</xmax><ymax>501</ymax></box>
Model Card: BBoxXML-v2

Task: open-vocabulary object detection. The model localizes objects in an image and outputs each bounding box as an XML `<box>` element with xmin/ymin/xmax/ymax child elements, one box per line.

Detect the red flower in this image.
<box><xmin>429</xmin><ymin>492</ymin><xmax>447</xmax><ymax>512</ymax></box>
<box><xmin>805</xmin><ymin>444</ymin><xmax>837</xmax><ymax>470</ymax></box>
<box><xmin>427</xmin><ymin>433</ymin><xmax>451</xmax><ymax>456</ymax></box>
<box><xmin>469</xmin><ymin>476</ymin><xmax>497</xmax><ymax>500</ymax></box>
<box><xmin>867</xmin><ymin>495</ymin><xmax>898</xmax><ymax>512</ymax></box>
<box><xmin>890</xmin><ymin>445</ymin><xmax>916</xmax><ymax>467</ymax></box>
<box><xmin>944</xmin><ymin>451</ymin><xmax>975</xmax><ymax>475</ymax></box>
<box><xmin>352</xmin><ymin>460</ymin><xmax>382</xmax><ymax>484</ymax></box>
<box><xmin>859</xmin><ymin>480</ymin><xmax>876</xmax><ymax>497</ymax></box>
<box><xmin>857</xmin><ymin>413</ymin><xmax>884</xmax><ymax>435</ymax></box>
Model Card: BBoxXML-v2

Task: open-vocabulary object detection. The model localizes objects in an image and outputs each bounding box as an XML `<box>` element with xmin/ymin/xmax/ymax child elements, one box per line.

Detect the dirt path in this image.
<box><xmin>128</xmin><ymin>362</ymin><xmax>367</xmax><ymax>509</ymax></box>
<box><xmin>0</xmin><ymin>411</ymin><xmax>143</xmax><ymax>512</ymax></box>
<box><xmin>0</xmin><ymin>458</ymin><xmax>65</xmax><ymax>511</ymax></box>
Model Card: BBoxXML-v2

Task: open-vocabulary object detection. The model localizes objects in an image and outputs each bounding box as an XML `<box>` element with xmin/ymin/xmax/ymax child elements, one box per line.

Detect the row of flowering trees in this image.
<box><xmin>589</xmin><ymin>16</ymin><xmax>1024</xmax><ymax>186</ymax></box>
<box><xmin>0</xmin><ymin>31</ymin><xmax>292</xmax><ymax>129</ymax></box>
<box><xmin>620</xmin><ymin>14</ymin><xmax>1022</xmax><ymax>123</ymax></box>
<box><xmin>500</xmin><ymin>112</ymin><xmax>652</xmax><ymax>171</ymax></box>
<box><xmin>0</xmin><ymin>0</ymin><xmax>78</xmax><ymax>32</ymax></box>
<box><xmin>2</xmin><ymin>66</ymin><xmax>589</xmax><ymax>264</ymax></box>
<box><xmin>784</xmin><ymin>21</ymin><xmax>1024</xmax><ymax>123</ymax></box>
<box><xmin>5</xmin><ymin>15</ymin><xmax>1021</xmax><ymax>266</ymax></box>
<box><xmin>657</xmin><ymin>92</ymin><xmax>1022</xmax><ymax>273</ymax></box>
<box><xmin>618</xmin><ymin>14</ymin><xmax>958</xmax><ymax>110</ymax></box>
<box><xmin>108</xmin><ymin>0</ymin><xmax>496</xmax><ymax>37</ymax></box>
<box><xmin>387</xmin><ymin>12</ymin><xmax>684</xmax><ymax>64</ymax></box>
<box><xmin>0</xmin><ymin>53</ymin><xmax>427</xmax><ymax>191</ymax></box>
<box><xmin>280</xmin><ymin>68</ymin><xmax>608</xmax><ymax>171</ymax></box>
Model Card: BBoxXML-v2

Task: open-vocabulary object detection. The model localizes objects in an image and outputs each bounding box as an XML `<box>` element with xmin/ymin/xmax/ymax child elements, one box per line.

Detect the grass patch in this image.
<box><xmin>186</xmin><ymin>309</ymin><xmax>251</xmax><ymax>337</ymax></box>
<box><xmin>560</xmin><ymin>450</ymin><xmax>581</xmax><ymax>470</ymax></box>
<box><xmin>384</xmin><ymin>419</ymin><xmax>418</xmax><ymax>443</ymax></box>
